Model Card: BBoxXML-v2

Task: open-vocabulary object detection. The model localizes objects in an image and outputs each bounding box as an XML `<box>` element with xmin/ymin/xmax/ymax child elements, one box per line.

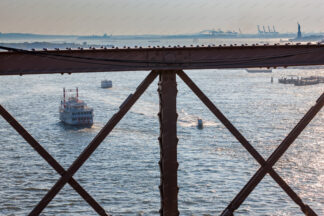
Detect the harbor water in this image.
<box><xmin>0</xmin><ymin>39</ymin><xmax>323</xmax><ymax>215</ymax></box>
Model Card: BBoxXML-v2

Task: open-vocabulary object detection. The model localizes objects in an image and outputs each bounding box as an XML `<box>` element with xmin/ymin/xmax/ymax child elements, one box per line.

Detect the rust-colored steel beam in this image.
<box><xmin>221</xmin><ymin>93</ymin><xmax>324</xmax><ymax>216</ymax></box>
<box><xmin>158</xmin><ymin>70</ymin><xmax>179</xmax><ymax>216</ymax></box>
<box><xmin>1</xmin><ymin>45</ymin><xmax>324</xmax><ymax>75</ymax></box>
<box><xmin>177</xmin><ymin>71</ymin><xmax>317</xmax><ymax>215</ymax></box>
<box><xmin>0</xmin><ymin>105</ymin><xmax>109</xmax><ymax>216</ymax></box>
<box><xmin>29</xmin><ymin>71</ymin><xmax>158</xmax><ymax>215</ymax></box>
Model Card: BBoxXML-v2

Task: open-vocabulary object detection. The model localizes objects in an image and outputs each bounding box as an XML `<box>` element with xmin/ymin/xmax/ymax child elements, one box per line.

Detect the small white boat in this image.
<box><xmin>101</xmin><ymin>80</ymin><xmax>112</xmax><ymax>88</ymax></box>
<box><xmin>59</xmin><ymin>88</ymin><xmax>93</xmax><ymax>126</ymax></box>
<box><xmin>197</xmin><ymin>118</ymin><xmax>203</xmax><ymax>129</ymax></box>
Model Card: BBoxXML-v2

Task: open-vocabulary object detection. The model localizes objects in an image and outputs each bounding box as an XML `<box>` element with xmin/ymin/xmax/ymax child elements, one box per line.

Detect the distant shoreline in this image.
<box><xmin>3</xmin><ymin>32</ymin><xmax>323</xmax><ymax>41</ymax></box>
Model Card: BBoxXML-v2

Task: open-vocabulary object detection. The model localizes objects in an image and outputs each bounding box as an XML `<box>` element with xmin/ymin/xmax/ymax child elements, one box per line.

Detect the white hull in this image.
<box><xmin>60</xmin><ymin>108</ymin><xmax>93</xmax><ymax>126</ymax></box>
<box><xmin>101</xmin><ymin>80</ymin><xmax>112</xmax><ymax>88</ymax></box>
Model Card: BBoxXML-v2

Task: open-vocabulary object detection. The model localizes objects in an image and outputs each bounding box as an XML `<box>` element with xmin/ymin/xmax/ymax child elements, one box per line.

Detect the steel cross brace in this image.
<box><xmin>177</xmin><ymin>70</ymin><xmax>321</xmax><ymax>216</ymax></box>
<box><xmin>0</xmin><ymin>71</ymin><xmax>158</xmax><ymax>215</ymax></box>
<box><xmin>221</xmin><ymin>93</ymin><xmax>323</xmax><ymax>216</ymax></box>
<box><xmin>0</xmin><ymin>105</ymin><xmax>109</xmax><ymax>215</ymax></box>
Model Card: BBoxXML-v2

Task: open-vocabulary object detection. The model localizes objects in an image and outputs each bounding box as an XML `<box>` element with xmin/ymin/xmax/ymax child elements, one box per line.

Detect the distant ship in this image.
<box><xmin>101</xmin><ymin>80</ymin><xmax>112</xmax><ymax>88</ymax></box>
<box><xmin>59</xmin><ymin>88</ymin><xmax>93</xmax><ymax>126</ymax></box>
<box><xmin>77</xmin><ymin>33</ymin><xmax>111</xmax><ymax>40</ymax></box>
<box><xmin>246</xmin><ymin>68</ymin><xmax>272</xmax><ymax>73</ymax></box>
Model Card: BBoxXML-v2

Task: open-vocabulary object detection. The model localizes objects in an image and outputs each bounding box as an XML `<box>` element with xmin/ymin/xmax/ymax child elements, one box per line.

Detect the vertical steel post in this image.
<box><xmin>158</xmin><ymin>70</ymin><xmax>179</xmax><ymax>216</ymax></box>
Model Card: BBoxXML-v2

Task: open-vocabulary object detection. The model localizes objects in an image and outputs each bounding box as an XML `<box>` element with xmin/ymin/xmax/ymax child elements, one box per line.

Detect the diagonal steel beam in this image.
<box><xmin>176</xmin><ymin>70</ymin><xmax>319</xmax><ymax>215</ymax></box>
<box><xmin>0</xmin><ymin>105</ymin><xmax>109</xmax><ymax>216</ymax></box>
<box><xmin>29</xmin><ymin>71</ymin><xmax>158</xmax><ymax>215</ymax></box>
<box><xmin>220</xmin><ymin>92</ymin><xmax>323</xmax><ymax>216</ymax></box>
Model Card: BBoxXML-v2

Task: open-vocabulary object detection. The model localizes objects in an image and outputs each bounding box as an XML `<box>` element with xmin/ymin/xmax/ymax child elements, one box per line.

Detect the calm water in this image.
<box><xmin>0</xmin><ymin>39</ymin><xmax>324</xmax><ymax>215</ymax></box>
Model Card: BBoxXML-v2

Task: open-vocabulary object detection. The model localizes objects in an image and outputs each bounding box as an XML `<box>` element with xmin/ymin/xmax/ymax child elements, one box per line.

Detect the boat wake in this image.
<box><xmin>178</xmin><ymin>109</ymin><xmax>219</xmax><ymax>128</ymax></box>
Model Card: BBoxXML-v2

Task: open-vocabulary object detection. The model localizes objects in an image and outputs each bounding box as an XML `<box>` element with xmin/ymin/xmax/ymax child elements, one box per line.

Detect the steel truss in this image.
<box><xmin>0</xmin><ymin>70</ymin><xmax>323</xmax><ymax>215</ymax></box>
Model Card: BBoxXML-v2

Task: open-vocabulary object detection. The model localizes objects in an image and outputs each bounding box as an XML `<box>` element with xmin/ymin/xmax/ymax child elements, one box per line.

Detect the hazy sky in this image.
<box><xmin>0</xmin><ymin>0</ymin><xmax>323</xmax><ymax>35</ymax></box>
